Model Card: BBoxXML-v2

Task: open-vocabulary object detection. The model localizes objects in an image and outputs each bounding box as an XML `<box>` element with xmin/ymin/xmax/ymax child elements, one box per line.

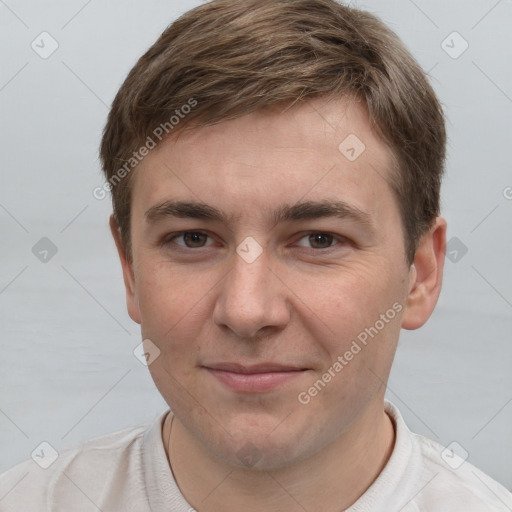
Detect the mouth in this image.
<box><xmin>201</xmin><ymin>362</ymin><xmax>309</xmax><ymax>393</ymax></box>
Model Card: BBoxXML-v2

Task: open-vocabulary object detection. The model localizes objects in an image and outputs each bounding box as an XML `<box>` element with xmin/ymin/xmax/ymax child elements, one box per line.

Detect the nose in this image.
<box><xmin>212</xmin><ymin>244</ymin><xmax>291</xmax><ymax>340</ymax></box>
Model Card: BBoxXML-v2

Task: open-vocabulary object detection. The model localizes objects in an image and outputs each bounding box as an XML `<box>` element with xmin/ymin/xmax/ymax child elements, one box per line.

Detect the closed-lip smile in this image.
<box><xmin>202</xmin><ymin>362</ymin><xmax>309</xmax><ymax>393</ymax></box>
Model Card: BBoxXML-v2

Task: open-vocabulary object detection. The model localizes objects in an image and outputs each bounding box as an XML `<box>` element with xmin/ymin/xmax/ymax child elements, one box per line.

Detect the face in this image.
<box><xmin>114</xmin><ymin>97</ymin><xmax>440</xmax><ymax>471</ymax></box>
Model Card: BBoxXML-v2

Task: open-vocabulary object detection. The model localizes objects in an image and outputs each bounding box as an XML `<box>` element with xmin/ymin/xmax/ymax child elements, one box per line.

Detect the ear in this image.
<box><xmin>109</xmin><ymin>215</ymin><xmax>141</xmax><ymax>324</ymax></box>
<box><xmin>401</xmin><ymin>217</ymin><xmax>446</xmax><ymax>330</ymax></box>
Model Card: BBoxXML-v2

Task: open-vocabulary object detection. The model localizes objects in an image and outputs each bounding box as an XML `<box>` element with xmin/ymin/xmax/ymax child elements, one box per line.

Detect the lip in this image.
<box><xmin>202</xmin><ymin>363</ymin><xmax>308</xmax><ymax>393</ymax></box>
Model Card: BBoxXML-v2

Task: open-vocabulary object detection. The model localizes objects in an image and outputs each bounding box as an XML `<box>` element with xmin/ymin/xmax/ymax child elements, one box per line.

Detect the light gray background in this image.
<box><xmin>1</xmin><ymin>0</ymin><xmax>511</xmax><ymax>491</ymax></box>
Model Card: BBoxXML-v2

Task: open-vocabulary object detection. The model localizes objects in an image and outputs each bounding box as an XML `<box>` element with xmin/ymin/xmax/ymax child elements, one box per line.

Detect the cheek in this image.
<box><xmin>297</xmin><ymin>261</ymin><xmax>399</xmax><ymax>334</ymax></box>
<box><xmin>135</xmin><ymin>260</ymin><xmax>208</xmax><ymax>373</ymax></box>
<box><xmin>294</xmin><ymin>260</ymin><xmax>406</xmax><ymax>390</ymax></box>
<box><xmin>136</xmin><ymin>261</ymin><xmax>208</xmax><ymax>412</ymax></box>
<box><xmin>136</xmin><ymin>258</ymin><xmax>202</xmax><ymax>330</ymax></box>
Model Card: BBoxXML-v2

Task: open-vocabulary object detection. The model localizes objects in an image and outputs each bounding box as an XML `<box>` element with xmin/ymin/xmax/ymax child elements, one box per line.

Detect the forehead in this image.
<box><xmin>131</xmin><ymin>96</ymin><xmax>397</xmax><ymax>225</ymax></box>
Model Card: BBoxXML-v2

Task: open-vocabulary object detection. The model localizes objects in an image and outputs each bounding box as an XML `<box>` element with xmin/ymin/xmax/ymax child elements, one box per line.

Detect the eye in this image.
<box><xmin>165</xmin><ymin>231</ymin><xmax>214</xmax><ymax>249</ymax></box>
<box><xmin>295</xmin><ymin>232</ymin><xmax>345</xmax><ymax>250</ymax></box>
<box><xmin>162</xmin><ymin>230</ymin><xmax>348</xmax><ymax>252</ymax></box>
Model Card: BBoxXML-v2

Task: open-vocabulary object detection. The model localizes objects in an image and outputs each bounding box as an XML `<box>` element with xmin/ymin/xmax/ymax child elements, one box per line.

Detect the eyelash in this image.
<box><xmin>161</xmin><ymin>230</ymin><xmax>348</xmax><ymax>252</ymax></box>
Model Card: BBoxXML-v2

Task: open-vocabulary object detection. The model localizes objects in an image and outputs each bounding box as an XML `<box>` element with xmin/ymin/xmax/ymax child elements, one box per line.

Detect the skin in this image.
<box><xmin>111</xmin><ymin>96</ymin><xmax>446</xmax><ymax>511</ymax></box>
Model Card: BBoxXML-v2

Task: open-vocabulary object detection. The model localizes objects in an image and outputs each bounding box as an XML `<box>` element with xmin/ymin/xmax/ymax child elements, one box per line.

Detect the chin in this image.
<box><xmin>205</xmin><ymin>416</ymin><xmax>321</xmax><ymax>472</ymax></box>
<box><xmin>220</xmin><ymin>437</ymin><xmax>308</xmax><ymax>472</ymax></box>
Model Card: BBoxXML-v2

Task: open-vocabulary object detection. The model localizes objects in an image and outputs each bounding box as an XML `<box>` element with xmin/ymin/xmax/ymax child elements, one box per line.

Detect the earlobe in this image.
<box><xmin>401</xmin><ymin>217</ymin><xmax>447</xmax><ymax>330</ymax></box>
<box><xmin>109</xmin><ymin>215</ymin><xmax>142</xmax><ymax>324</ymax></box>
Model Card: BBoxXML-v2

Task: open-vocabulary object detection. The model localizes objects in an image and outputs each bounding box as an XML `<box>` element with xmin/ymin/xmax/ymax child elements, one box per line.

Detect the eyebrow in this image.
<box><xmin>144</xmin><ymin>199</ymin><xmax>375</xmax><ymax>231</ymax></box>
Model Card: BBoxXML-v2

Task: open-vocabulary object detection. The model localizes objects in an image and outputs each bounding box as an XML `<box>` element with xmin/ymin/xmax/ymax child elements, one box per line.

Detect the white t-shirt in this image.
<box><xmin>1</xmin><ymin>401</ymin><xmax>511</xmax><ymax>511</ymax></box>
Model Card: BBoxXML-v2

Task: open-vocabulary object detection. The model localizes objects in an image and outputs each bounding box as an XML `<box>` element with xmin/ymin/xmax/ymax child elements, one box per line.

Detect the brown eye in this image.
<box><xmin>169</xmin><ymin>231</ymin><xmax>212</xmax><ymax>248</ymax></box>
<box><xmin>308</xmin><ymin>233</ymin><xmax>334</xmax><ymax>249</ymax></box>
<box><xmin>293</xmin><ymin>232</ymin><xmax>339</xmax><ymax>250</ymax></box>
<box><xmin>182</xmin><ymin>232</ymin><xmax>208</xmax><ymax>248</ymax></box>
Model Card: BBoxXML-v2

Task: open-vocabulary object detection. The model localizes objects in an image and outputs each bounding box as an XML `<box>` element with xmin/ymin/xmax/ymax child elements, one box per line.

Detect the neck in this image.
<box><xmin>162</xmin><ymin>401</ymin><xmax>395</xmax><ymax>512</ymax></box>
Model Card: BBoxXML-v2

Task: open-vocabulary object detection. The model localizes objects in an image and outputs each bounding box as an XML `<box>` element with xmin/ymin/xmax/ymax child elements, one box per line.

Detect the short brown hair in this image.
<box><xmin>99</xmin><ymin>0</ymin><xmax>446</xmax><ymax>263</ymax></box>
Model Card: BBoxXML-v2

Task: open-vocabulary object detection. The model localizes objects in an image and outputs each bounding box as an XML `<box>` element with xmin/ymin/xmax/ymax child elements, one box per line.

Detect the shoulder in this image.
<box><xmin>412</xmin><ymin>432</ymin><xmax>512</xmax><ymax>511</ymax></box>
<box><xmin>382</xmin><ymin>401</ymin><xmax>512</xmax><ymax>512</ymax></box>
<box><xmin>0</xmin><ymin>418</ymin><xmax>158</xmax><ymax>512</ymax></box>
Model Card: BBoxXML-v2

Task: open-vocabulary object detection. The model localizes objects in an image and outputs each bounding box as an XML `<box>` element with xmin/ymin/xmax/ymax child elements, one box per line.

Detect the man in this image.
<box><xmin>1</xmin><ymin>0</ymin><xmax>511</xmax><ymax>510</ymax></box>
